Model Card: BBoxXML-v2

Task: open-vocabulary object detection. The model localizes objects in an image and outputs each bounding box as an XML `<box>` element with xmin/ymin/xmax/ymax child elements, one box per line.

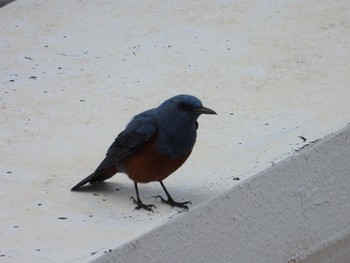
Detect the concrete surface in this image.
<box><xmin>95</xmin><ymin>125</ymin><xmax>350</xmax><ymax>263</ymax></box>
<box><xmin>0</xmin><ymin>0</ymin><xmax>349</xmax><ymax>262</ymax></box>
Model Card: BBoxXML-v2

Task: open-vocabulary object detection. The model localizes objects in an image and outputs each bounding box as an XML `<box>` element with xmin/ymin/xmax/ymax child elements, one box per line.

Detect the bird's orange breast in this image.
<box><xmin>123</xmin><ymin>134</ymin><xmax>191</xmax><ymax>183</ymax></box>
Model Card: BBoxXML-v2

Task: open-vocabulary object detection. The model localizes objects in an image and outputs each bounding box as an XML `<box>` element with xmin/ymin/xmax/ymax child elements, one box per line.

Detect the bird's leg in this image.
<box><xmin>154</xmin><ymin>181</ymin><xmax>192</xmax><ymax>211</ymax></box>
<box><xmin>130</xmin><ymin>182</ymin><xmax>156</xmax><ymax>212</ymax></box>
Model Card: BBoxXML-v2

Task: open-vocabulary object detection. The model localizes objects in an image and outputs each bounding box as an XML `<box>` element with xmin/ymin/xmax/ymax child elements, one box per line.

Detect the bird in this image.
<box><xmin>71</xmin><ymin>94</ymin><xmax>216</xmax><ymax>212</ymax></box>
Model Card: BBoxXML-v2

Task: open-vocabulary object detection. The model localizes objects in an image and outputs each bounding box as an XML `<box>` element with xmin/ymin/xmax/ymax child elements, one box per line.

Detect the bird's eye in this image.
<box><xmin>178</xmin><ymin>102</ymin><xmax>188</xmax><ymax>110</ymax></box>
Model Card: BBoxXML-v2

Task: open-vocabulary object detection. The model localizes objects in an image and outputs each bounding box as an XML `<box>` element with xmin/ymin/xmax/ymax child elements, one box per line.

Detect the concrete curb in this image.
<box><xmin>92</xmin><ymin>125</ymin><xmax>350</xmax><ymax>263</ymax></box>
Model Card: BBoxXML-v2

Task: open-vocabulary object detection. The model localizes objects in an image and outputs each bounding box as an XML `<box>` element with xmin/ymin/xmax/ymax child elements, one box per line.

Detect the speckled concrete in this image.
<box><xmin>95</xmin><ymin>125</ymin><xmax>350</xmax><ymax>263</ymax></box>
<box><xmin>1</xmin><ymin>0</ymin><xmax>350</xmax><ymax>262</ymax></box>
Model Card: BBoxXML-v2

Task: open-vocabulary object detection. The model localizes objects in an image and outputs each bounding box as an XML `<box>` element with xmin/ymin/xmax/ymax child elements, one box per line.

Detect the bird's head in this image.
<box><xmin>157</xmin><ymin>94</ymin><xmax>216</xmax><ymax>125</ymax></box>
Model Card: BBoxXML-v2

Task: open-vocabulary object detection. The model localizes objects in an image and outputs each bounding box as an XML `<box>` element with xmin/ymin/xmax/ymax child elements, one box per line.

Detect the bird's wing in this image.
<box><xmin>71</xmin><ymin>115</ymin><xmax>157</xmax><ymax>191</ymax></box>
<box><xmin>96</xmin><ymin>114</ymin><xmax>157</xmax><ymax>171</ymax></box>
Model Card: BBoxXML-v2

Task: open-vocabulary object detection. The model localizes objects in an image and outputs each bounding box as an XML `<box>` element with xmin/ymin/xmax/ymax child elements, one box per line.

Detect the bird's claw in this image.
<box><xmin>130</xmin><ymin>196</ymin><xmax>156</xmax><ymax>212</ymax></box>
<box><xmin>153</xmin><ymin>195</ymin><xmax>192</xmax><ymax>211</ymax></box>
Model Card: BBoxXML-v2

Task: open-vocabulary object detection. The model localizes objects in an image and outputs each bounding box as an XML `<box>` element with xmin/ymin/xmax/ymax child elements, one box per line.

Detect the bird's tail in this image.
<box><xmin>71</xmin><ymin>172</ymin><xmax>97</xmax><ymax>191</ymax></box>
<box><xmin>71</xmin><ymin>165</ymin><xmax>118</xmax><ymax>191</ymax></box>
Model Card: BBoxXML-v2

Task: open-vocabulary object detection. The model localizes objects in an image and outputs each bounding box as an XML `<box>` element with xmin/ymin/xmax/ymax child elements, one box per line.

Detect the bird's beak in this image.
<box><xmin>194</xmin><ymin>106</ymin><xmax>217</xmax><ymax>115</ymax></box>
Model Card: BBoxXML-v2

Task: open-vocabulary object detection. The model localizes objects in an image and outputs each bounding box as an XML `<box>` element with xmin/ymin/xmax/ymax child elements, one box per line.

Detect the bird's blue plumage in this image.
<box><xmin>106</xmin><ymin>94</ymin><xmax>205</xmax><ymax>162</ymax></box>
<box><xmin>154</xmin><ymin>95</ymin><xmax>204</xmax><ymax>158</ymax></box>
<box><xmin>71</xmin><ymin>94</ymin><xmax>216</xmax><ymax>211</ymax></box>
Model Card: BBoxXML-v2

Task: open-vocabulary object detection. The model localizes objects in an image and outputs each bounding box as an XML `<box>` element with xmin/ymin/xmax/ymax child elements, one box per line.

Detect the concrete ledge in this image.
<box><xmin>302</xmin><ymin>226</ymin><xmax>350</xmax><ymax>263</ymax></box>
<box><xmin>1</xmin><ymin>1</ymin><xmax>350</xmax><ymax>262</ymax></box>
<box><xmin>94</xmin><ymin>125</ymin><xmax>350</xmax><ymax>263</ymax></box>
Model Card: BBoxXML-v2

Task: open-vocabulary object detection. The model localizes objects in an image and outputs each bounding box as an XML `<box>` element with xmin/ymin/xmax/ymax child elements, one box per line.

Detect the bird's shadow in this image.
<box><xmin>70</xmin><ymin>181</ymin><xmax>214</xmax><ymax>210</ymax></box>
<box><xmin>70</xmin><ymin>181</ymin><xmax>158</xmax><ymax>201</ymax></box>
<box><xmin>70</xmin><ymin>182</ymin><xmax>138</xmax><ymax>201</ymax></box>
<box><xmin>71</xmin><ymin>182</ymin><xmax>121</xmax><ymax>193</ymax></box>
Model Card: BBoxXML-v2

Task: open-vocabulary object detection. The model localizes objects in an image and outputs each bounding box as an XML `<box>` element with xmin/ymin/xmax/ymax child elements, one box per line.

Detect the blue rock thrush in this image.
<box><xmin>71</xmin><ymin>94</ymin><xmax>216</xmax><ymax>211</ymax></box>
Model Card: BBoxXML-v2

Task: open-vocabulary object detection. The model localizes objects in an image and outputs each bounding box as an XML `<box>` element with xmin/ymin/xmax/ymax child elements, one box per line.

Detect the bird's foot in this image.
<box><xmin>154</xmin><ymin>195</ymin><xmax>192</xmax><ymax>211</ymax></box>
<box><xmin>130</xmin><ymin>197</ymin><xmax>156</xmax><ymax>212</ymax></box>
